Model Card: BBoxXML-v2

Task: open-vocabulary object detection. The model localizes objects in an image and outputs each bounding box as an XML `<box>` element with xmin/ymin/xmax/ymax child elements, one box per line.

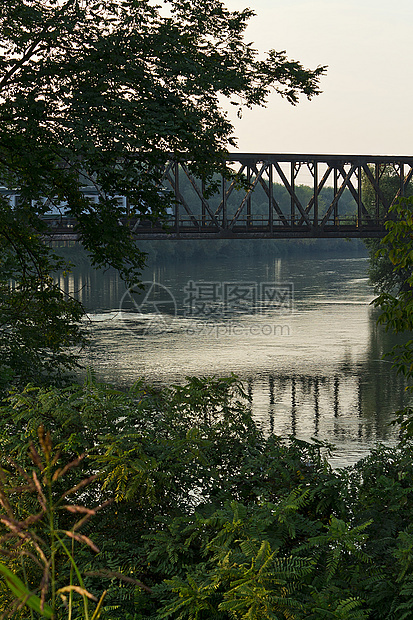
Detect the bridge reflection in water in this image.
<box><xmin>246</xmin><ymin>367</ymin><xmax>406</xmax><ymax>465</ymax></box>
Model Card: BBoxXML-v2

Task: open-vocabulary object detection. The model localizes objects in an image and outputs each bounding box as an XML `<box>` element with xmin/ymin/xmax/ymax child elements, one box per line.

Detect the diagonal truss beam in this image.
<box><xmin>297</xmin><ymin>163</ymin><xmax>334</xmax><ymax>226</ymax></box>
<box><xmin>250</xmin><ymin>163</ymin><xmax>289</xmax><ymax>225</ymax></box>
<box><xmin>164</xmin><ymin>167</ymin><xmax>202</xmax><ymax>228</ymax></box>
<box><xmin>228</xmin><ymin>163</ymin><xmax>268</xmax><ymax>229</ymax></box>
<box><xmin>179</xmin><ymin>164</ymin><xmax>222</xmax><ymax>229</ymax></box>
<box><xmin>337</xmin><ymin>165</ymin><xmax>374</xmax><ymax>224</ymax></box>
<box><xmin>214</xmin><ymin>165</ymin><xmax>246</xmax><ymax>218</ymax></box>
<box><xmin>389</xmin><ymin>165</ymin><xmax>413</xmax><ymax>207</ymax></box>
<box><xmin>361</xmin><ymin>164</ymin><xmax>392</xmax><ymax>213</ymax></box>
<box><xmin>272</xmin><ymin>162</ymin><xmax>312</xmax><ymax>227</ymax></box>
<box><xmin>318</xmin><ymin>164</ymin><xmax>359</xmax><ymax>227</ymax></box>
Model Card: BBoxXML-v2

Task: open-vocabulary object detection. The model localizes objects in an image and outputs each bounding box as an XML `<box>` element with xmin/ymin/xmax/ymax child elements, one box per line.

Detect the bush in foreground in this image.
<box><xmin>0</xmin><ymin>374</ymin><xmax>412</xmax><ymax>619</ymax></box>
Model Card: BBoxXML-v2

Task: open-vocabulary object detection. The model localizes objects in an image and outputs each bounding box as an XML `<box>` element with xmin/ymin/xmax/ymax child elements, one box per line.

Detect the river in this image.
<box><xmin>59</xmin><ymin>250</ymin><xmax>412</xmax><ymax>467</ymax></box>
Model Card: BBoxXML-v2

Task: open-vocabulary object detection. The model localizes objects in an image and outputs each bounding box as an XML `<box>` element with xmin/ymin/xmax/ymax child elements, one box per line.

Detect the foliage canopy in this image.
<box><xmin>0</xmin><ymin>0</ymin><xmax>326</xmax><ymax>275</ymax></box>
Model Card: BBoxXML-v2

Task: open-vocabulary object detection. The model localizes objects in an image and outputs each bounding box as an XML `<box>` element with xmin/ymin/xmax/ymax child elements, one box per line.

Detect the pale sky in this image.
<box><xmin>222</xmin><ymin>0</ymin><xmax>413</xmax><ymax>156</ymax></box>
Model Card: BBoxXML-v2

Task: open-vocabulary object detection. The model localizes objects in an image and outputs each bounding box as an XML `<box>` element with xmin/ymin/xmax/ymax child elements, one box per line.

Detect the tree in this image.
<box><xmin>0</xmin><ymin>0</ymin><xmax>327</xmax><ymax>273</ymax></box>
<box><xmin>0</xmin><ymin>225</ymin><xmax>85</xmax><ymax>384</ymax></box>
<box><xmin>371</xmin><ymin>197</ymin><xmax>413</xmax><ymax>388</ymax></box>
<box><xmin>0</xmin><ymin>0</ymin><xmax>326</xmax><ymax>381</ymax></box>
<box><xmin>371</xmin><ymin>195</ymin><xmax>413</xmax><ymax>332</ymax></box>
<box><xmin>362</xmin><ymin>167</ymin><xmax>413</xmax><ymax>294</ymax></box>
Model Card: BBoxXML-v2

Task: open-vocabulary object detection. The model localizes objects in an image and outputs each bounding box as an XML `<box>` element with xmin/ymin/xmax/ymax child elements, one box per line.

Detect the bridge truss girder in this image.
<box><xmin>137</xmin><ymin>153</ymin><xmax>413</xmax><ymax>240</ymax></box>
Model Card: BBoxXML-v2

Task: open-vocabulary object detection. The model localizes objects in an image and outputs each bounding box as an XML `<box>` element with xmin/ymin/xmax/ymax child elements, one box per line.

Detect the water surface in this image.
<box><xmin>59</xmin><ymin>253</ymin><xmax>411</xmax><ymax>467</ymax></box>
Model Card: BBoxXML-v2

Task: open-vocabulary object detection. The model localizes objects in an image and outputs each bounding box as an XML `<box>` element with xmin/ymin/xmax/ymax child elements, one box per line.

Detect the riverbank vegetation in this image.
<box><xmin>1</xmin><ymin>373</ymin><xmax>413</xmax><ymax>619</ymax></box>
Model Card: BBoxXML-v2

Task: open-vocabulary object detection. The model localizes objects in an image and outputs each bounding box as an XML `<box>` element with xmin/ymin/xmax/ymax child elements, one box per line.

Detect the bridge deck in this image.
<box><xmin>46</xmin><ymin>221</ymin><xmax>387</xmax><ymax>241</ymax></box>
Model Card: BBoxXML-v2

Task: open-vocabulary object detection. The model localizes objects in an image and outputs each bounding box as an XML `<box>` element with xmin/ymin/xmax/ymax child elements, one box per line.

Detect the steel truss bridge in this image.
<box><xmin>146</xmin><ymin>154</ymin><xmax>413</xmax><ymax>240</ymax></box>
<box><xmin>11</xmin><ymin>153</ymin><xmax>413</xmax><ymax>240</ymax></box>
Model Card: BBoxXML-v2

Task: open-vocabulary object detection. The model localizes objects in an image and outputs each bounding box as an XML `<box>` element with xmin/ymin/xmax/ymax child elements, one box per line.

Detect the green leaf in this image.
<box><xmin>0</xmin><ymin>562</ymin><xmax>53</xmax><ymax>618</ymax></box>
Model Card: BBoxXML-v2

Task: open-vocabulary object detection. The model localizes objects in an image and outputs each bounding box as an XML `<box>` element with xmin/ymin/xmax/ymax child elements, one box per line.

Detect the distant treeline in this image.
<box><xmin>137</xmin><ymin>237</ymin><xmax>367</xmax><ymax>262</ymax></box>
<box><xmin>54</xmin><ymin>235</ymin><xmax>368</xmax><ymax>266</ymax></box>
